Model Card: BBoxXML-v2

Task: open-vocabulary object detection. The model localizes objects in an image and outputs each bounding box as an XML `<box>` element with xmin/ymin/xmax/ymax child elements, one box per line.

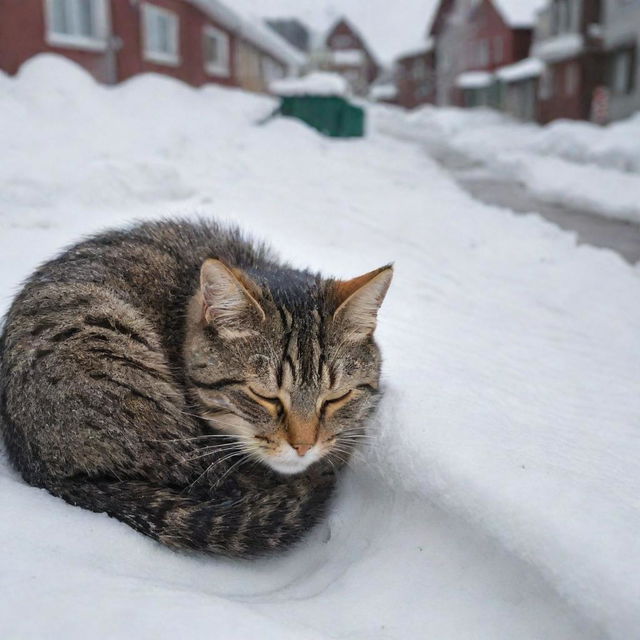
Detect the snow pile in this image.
<box><xmin>455</xmin><ymin>70</ymin><xmax>494</xmax><ymax>89</ymax></box>
<box><xmin>271</xmin><ymin>71</ymin><xmax>349</xmax><ymax>96</ymax></box>
<box><xmin>1</xmin><ymin>56</ymin><xmax>640</xmax><ymax>639</ymax></box>
<box><xmin>375</xmin><ymin>104</ymin><xmax>640</xmax><ymax>224</ymax></box>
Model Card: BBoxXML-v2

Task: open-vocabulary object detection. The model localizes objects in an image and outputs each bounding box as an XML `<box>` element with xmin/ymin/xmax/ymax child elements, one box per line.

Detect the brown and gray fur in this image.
<box><xmin>0</xmin><ymin>219</ymin><xmax>392</xmax><ymax>558</ymax></box>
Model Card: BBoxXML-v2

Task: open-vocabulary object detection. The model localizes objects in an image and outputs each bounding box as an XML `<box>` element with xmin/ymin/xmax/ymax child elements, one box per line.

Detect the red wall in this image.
<box><xmin>463</xmin><ymin>0</ymin><xmax>532</xmax><ymax>72</ymax></box>
<box><xmin>395</xmin><ymin>51</ymin><xmax>436</xmax><ymax>109</ymax></box>
<box><xmin>0</xmin><ymin>0</ymin><xmax>113</xmax><ymax>81</ymax></box>
<box><xmin>0</xmin><ymin>0</ymin><xmax>237</xmax><ymax>87</ymax></box>
<box><xmin>113</xmin><ymin>0</ymin><xmax>237</xmax><ymax>87</ymax></box>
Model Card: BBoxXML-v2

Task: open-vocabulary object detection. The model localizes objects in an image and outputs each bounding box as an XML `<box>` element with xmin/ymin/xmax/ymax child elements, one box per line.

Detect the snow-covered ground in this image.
<box><xmin>375</xmin><ymin>105</ymin><xmax>640</xmax><ymax>225</ymax></box>
<box><xmin>2</xmin><ymin>56</ymin><xmax>640</xmax><ymax>639</ymax></box>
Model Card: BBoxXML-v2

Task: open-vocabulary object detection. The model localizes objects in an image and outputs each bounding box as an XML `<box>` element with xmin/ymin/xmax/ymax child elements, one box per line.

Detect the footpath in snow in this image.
<box><xmin>1</xmin><ymin>56</ymin><xmax>639</xmax><ymax>639</ymax></box>
<box><xmin>374</xmin><ymin>104</ymin><xmax>640</xmax><ymax>226</ymax></box>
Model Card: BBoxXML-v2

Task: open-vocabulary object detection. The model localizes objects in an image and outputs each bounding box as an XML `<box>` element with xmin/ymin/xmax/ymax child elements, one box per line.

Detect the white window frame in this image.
<box><xmin>142</xmin><ymin>3</ymin><xmax>180</xmax><ymax>67</ymax></box>
<box><xmin>44</xmin><ymin>0</ymin><xmax>110</xmax><ymax>51</ymax></box>
<box><xmin>203</xmin><ymin>24</ymin><xmax>230</xmax><ymax>77</ymax></box>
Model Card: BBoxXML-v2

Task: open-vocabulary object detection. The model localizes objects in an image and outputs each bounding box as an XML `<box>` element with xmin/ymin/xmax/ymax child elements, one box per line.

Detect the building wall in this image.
<box><xmin>112</xmin><ymin>0</ymin><xmax>236</xmax><ymax>87</ymax></box>
<box><xmin>601</xmin><ymin>0</ymin><xmax>640</xmax><ymax>120</ymax></box>
<box><xmin>0</xmin><ymin>0</ymin><xmax>247</xmax><ymax>89</ymax></box>
<box><xmin>0</xmin><ymin>0</ymin><xmax>114</xmax><ymax>82</ymax></box>
<box><xmin>395</xmin><ymin>50</ymin><xmax>436</xmax><ymax>108</ymax></box>
<box><xmin>325</xmin><ymin>19</ymin><xmax>379</xmax><ymax>87</ymax></box>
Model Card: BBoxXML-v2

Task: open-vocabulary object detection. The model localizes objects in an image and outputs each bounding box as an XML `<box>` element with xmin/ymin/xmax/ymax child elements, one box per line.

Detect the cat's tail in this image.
<box><xmin>44</xmin><ymin>474</ymin><xmax>335</xmax><ymax>557</ymax></box>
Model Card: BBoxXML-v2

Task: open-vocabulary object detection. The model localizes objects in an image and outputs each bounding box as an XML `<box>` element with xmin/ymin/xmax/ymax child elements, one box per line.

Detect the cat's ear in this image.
<box><xmin>200</xmin><ymin>259</ymin><xmax>265</xmax><ymax>337</ymax></box>
<box><xmin>333</xmin><ymin>265</ymin><xmax>393</xmax><ymax>338</ymax></box>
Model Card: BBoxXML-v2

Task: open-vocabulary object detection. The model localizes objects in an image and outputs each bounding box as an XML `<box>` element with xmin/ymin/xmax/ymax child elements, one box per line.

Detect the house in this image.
<box><xmin>454</xmin><ymin>0</ymin><xmax>544</xmax><ymax>107</ymax></box>
<box><xmin>0</xmin><ymin>0</ymin><xmax>301</xmax><ymax>91</ymax></box>
<box><xmin>266</xmin><ymin>18</ymin><xmax>311</xmax><ymax>53</ymax></box>
<box><xmin>531</xmin><ymin>0</ymin><xmax>604</xmax><ymax>122</ymax></box>
<box><xmin>394</xmin><ymin>40</ymin><xmax>436</xmax><ymax>108</ymax></box>
<box><xmin>600</xmin><ymin>0</ymin><xmax>640</xmax><ymax>122</ymax></box>
<box><xmin>320</xmin><ymin>17</ymin><xmax>380</xmax><ymax>96</ymax></box>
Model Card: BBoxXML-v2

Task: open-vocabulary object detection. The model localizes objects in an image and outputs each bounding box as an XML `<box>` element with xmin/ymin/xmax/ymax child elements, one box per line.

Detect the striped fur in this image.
<box><xmin>0</xmin><ymin>219</ymin><xmax>391</xmax><ymax>557</ymax></box>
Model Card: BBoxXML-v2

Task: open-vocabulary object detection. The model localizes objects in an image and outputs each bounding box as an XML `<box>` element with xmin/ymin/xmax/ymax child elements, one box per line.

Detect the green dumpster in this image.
<box><xmin>278</xmin><ymin>95</ymin><xmax>365</xmax><ymax>138</ymax></box>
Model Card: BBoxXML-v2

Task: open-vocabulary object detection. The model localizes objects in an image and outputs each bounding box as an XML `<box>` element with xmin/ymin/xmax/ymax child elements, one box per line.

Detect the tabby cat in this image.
<box><xmin>0</xmin><ymin>219</ymin><xmax>392</xmax><ymax>557</ymax></box>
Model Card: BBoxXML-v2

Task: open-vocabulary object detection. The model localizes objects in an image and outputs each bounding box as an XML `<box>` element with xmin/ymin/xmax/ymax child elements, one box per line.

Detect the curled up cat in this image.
<box><xmin>0</xmin><ymin>219</ymin><xmax>393</xmax><ymax>558</ymax></box>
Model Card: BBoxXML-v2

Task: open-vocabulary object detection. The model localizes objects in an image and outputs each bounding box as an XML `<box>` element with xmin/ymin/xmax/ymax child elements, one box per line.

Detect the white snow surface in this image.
<box><xmin>1</xmin><ymin>56</ymin><xmax>640</xmax><ymax>639</ymax></box>
<box><xmin>377</xmin><ymin>104</ymin><xmax>640</xmax><ymax>224</ymax></box>
<box><xmin>496</xmin><ymin>57</ymin><xmax>544</xmax><ymax>82</ymax></box>
<box><xmin>271</xmin><ymin>71</ymin><xmax>349</xmax><ymax>96</ymax></box>
<box><xmin>455</xmin><ymin>70</ymin><xmax>494</xmax><ymax>89</ymax></box>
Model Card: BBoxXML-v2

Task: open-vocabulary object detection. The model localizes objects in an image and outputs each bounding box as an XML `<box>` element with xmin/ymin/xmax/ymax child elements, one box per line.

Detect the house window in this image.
<box><xmin>477</xmin><ymin>39</ymin><xmax>490</xmax><ymax>66</ymax></box>
<box><xmin>333</xmin><ymin>35</ymin><xmax>353</xmax><ymax>48</ymax></box>
<box><xmin>565</xmin><ymin>62</ymin><xmax>579</xmax><ymax>95</ymax></box>
<box><xmin>203</xmin><ymin>25</ymin><xmax>230</xmax><ymax>77</ymax></box>
<box><xmin>494</xmin><ymin>36</ymin><xmax>504</xmax><ymax>63</ymax></box>
<box><xmin>539</xmin><ymin>67</ymin><xmax>554</xmax><ymax>99</ymax></box>
<box><xmin>45</xmin><ymin>0</ymin><xmax>109</xmax><ymax>50</ymax></box>
<box><xmin>142</xmin><ymin>3</ymin><xmax>180</xmax><ymax>66</ymax></box>
<box><xmin>262</xmin><ymin>56</ymin><xmax>285</xmax><ymax>83</ymax></box>
<box><xmin>609</xmin><ymin>48</ymin><xmax>634</xmax><ymax>94</ymax></box>
<box><xmin>412</xmin><ymin>59</ymin><xmax>427</xmax><ymax>81</ymax></box>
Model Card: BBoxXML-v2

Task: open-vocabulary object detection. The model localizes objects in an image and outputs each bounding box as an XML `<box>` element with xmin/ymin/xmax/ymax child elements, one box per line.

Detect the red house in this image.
<box><xmin>428</xmin><ymin>0</ymin><xmax>544</xmax><ymax>106</ymax></box>
<box><xmin>0</xmin><ymin>0</ymin><xmax>300</xmax><ymax>91</ymax></box>
<box><xmin>394</xmin><ymin>41</ymin><xmax>436</xmax><ymax>109</ymax></box>
<box><xmin>322</xmin><ymin>17</ymin><xmax>380</xmax><ymax>96</ymax></box>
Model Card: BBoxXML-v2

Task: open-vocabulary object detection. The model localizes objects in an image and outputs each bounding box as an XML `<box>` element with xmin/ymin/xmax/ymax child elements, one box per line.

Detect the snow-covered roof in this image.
<box><xmin>455</xmin><ymin>70</ymin><xmax>493</xmax><ymax>89</ymax></box>
<box><xmin>192</xmin><ymin>0</ymin><xmax>305</xmax><ymax>68</ymax></box>
<box><xmin>531</xmin><ymin>33</ymin><xmax>584</xmax><ymax>62</ymax></box>
<box><xmin>496</xmin><ymin>57</ymin><xmax>544</xmax><ymax>82</ymax></box>
<box><xmin>396</xmin><ymin>37</ymin><xmax>435</xmax><ymax>60</ymax></box>
<box><xmin>270</xmin><ymin>71</ymin><xmax>349</xmax><ymax>97</ymax></box>
<box><xmin>493</xmin><ymin>0</ymin><xmax>547</xmax><ymax>27</ymax></box>
<box><xmin>370</xmin><ymin>83</ymin><xmax>397</xmax><ymax>100</ymax></box>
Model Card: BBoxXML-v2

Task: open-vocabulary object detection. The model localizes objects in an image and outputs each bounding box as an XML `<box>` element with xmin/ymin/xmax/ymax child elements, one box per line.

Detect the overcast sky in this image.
<box><xmin>233</xmin><ymin>0</ymin><xmax>439</xmax><ymax>64</ymax></box>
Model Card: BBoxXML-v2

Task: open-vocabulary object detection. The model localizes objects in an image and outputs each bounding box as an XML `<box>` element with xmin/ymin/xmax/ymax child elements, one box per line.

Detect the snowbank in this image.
<box><xmin>271</xmin><ymin>71</ymin><xmax>349</xmax><ymax>96</ymax></box>
<box><xmin>1</xmin><ymin>55</ymin><xmax>640</xmax><ymax>639</ymax></box>
<box><xmin>375</xmin><ymin>104</ymin><xmax>640</xmax><ymax>224</ymax></box>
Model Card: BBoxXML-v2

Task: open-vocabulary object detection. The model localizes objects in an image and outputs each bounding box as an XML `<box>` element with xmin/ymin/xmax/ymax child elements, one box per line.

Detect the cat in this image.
<box><xmin>0</xmin><ymin>219</ymin><xmax>392</xmax><ymax>557</ymax></box>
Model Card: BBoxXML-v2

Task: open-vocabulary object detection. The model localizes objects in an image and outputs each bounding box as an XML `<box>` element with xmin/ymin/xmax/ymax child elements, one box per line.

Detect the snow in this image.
<box><xmin>493</xmin><ymin>0</ymin><xmax>547</xmax><ymax>26</ymax></box>
<box><xmin>532</xmin><ymin>33</ymin><xmax>585</xmax><ymax>62</ymax></box>
<box><xmin>2</xmin><ymin>55</ymin><xmax>640</xmax><ymax>639</ymax></box>
<box><xmin>377</xmin><ymin>104</ymin><xmax>640</xmax><ymax>224</ymax></box>
<box><xmin>331</xmin><ymin>48</ymin><xmax>366</xmax><ymax>66</ymax></box>
<box><xmin>370</xmin><ymin>82</ymin><xmax>398</xmax><ymax>100</ymax></box>
<box><xmin>496</xmin><ymin>57</ymin><xmax>545</xmax><ymax>82</ymax></box>
<box><xmin>270</xmin><ymin>71</ymin><xmax>349</xmax><ymax>96</ymax></box>
<box><xmin>455</xmin><ymin>70</ymin><xmax>493</xmax><ymax>89</ymax></box>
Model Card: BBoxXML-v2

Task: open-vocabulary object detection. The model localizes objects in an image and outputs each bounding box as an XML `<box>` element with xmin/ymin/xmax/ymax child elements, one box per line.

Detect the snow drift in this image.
<box><xmin>1</xmin><ymin>55</ymin><xmax>639</xmax><ymax>639</ymax></box>
<box><xmin>374</xmin><ymin>104</ymin><xmax>640</xmax><ymax>224</ymax></box>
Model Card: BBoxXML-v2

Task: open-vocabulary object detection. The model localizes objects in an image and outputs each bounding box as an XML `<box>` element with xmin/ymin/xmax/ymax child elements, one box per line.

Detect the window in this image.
<box><xmin>45</xmin><ymin>0</ymin><xmax>109</xmax><ymax>50</ymax></box>
<box><xmin>333</xmin><ymin>35</ymin><xmax>353</xmax><ymax>48</ymax></box>
<box><xmin>609</xmin><ymin>49</ymin><xmax>634</xmax><ymax>95</ymax></box>
<box><xmin>494</xmin><ymin>36</ymin><xmax>504</xmax><ymax>63</ymax></box>
<box><xmin>565</xmin><ymin>62</ymin><xmax>579</xmax><ymax>95</ymax></box>
<box><xmin>539</xmin><ymin>67</ymin><xmax>554</xmax><ymax>99</ymax></box>
<box><xmin>412</xmin><ymin>60</ymin><xmax>427</xmax><ymax>81</ymax></box>
<box><xmin>261</xmin><ymin>57</ymin><xmax>285</xmax><ymax>83</ymax></box>
<box><xmin>142</xmin><ymin>3</ymin><xmax>179</xmax><ymax>66</ymax></box>
<box><xmin>203</xmin><ymin>25</ymin><xmax>230</xmax><ymax>77</ymax></box>
<box><xmin>477</xmin><ymin>39</ymin><xmax>489</xmax><ymax>66</ymax></box>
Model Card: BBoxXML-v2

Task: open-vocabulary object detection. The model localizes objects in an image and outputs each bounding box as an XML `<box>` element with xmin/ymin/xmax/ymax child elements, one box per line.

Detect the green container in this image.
<box><xmin>278</xmin><ymin>95</ymin><xmax>365</xmax><ymax>138</ymax></box>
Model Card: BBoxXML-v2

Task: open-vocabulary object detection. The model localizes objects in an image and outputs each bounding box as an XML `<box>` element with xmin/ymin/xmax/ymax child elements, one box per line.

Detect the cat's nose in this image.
<box><xmin>292</xmin><ymin>443</ymin><xmax>312</xmax><ymax>457</ymax></box>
